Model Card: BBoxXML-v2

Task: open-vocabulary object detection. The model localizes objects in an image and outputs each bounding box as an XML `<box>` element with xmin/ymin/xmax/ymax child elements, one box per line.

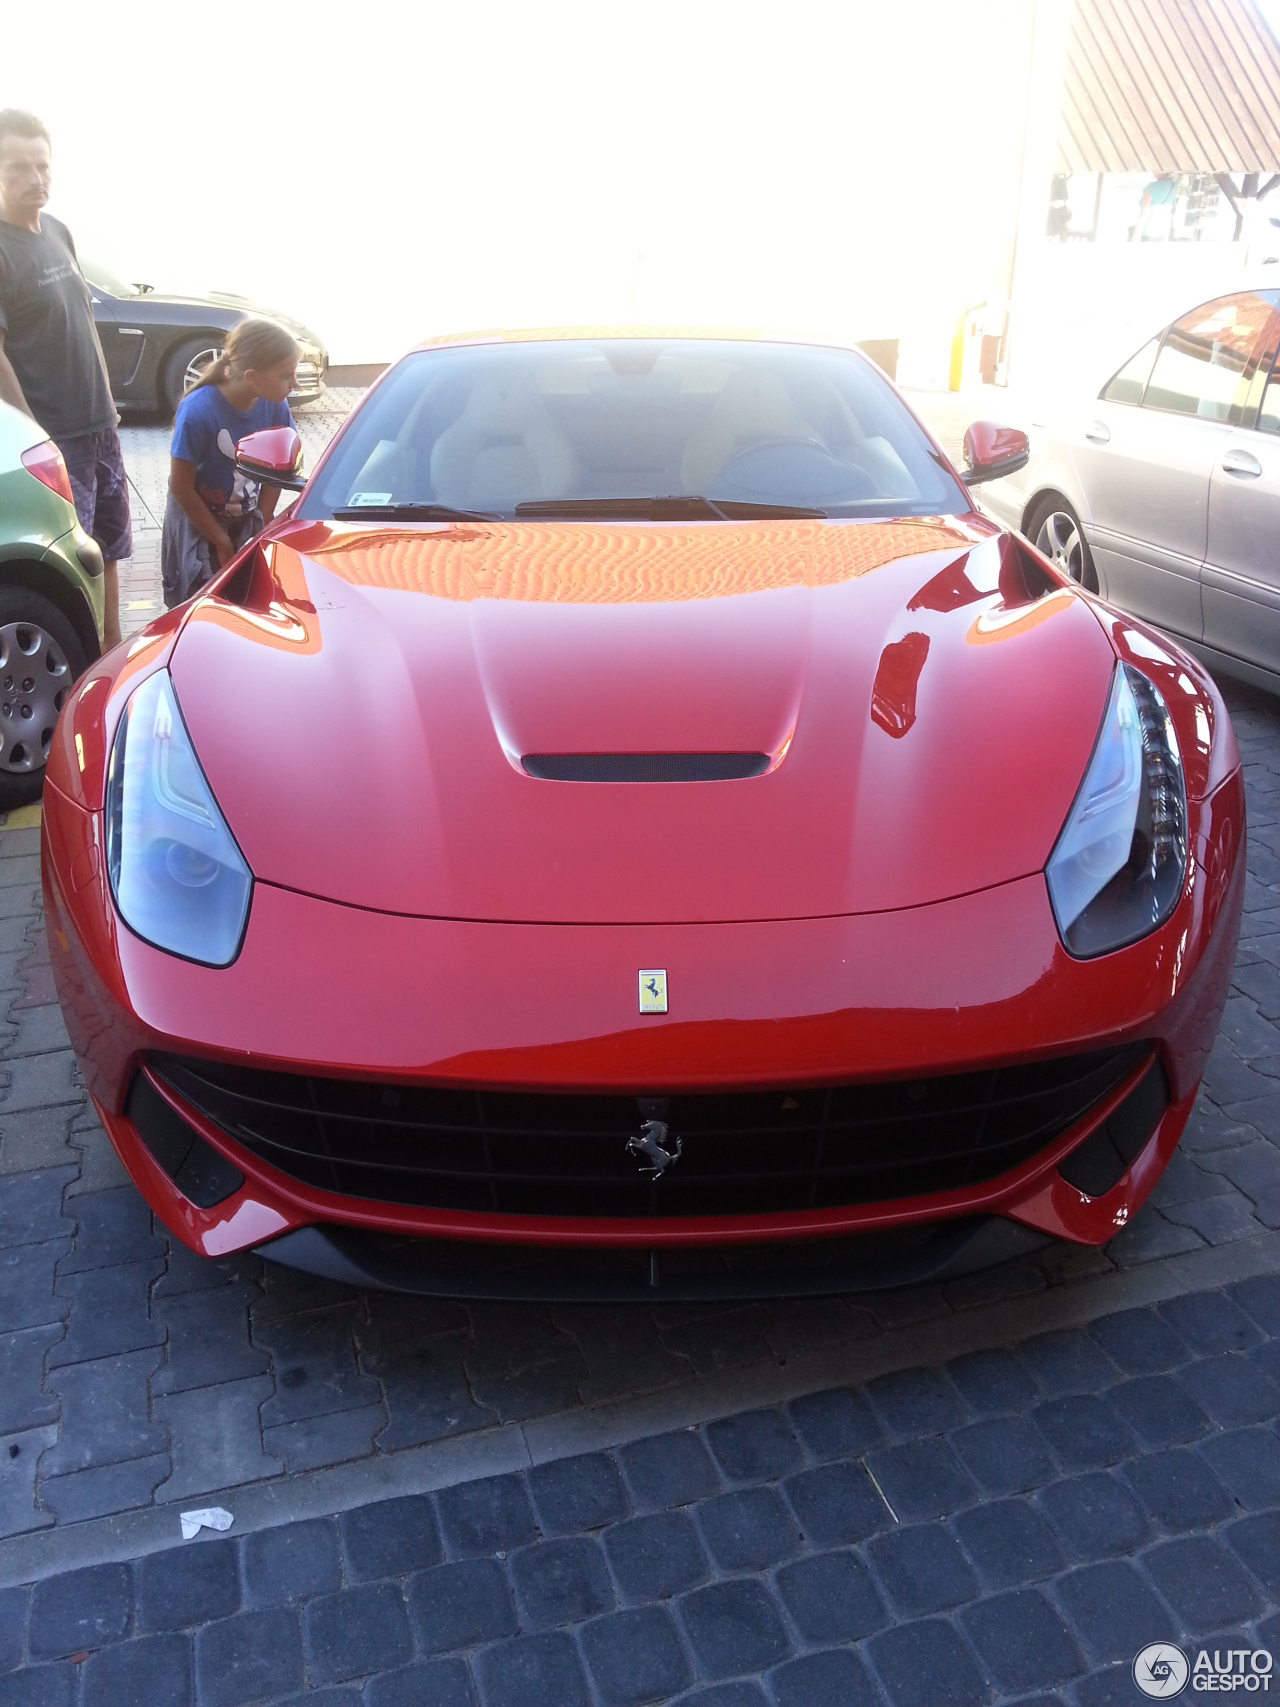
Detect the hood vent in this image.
<box><xmin>522</xmin><ymin>752</ymin><xmax>770</xmax><ymax>783</ymax></box>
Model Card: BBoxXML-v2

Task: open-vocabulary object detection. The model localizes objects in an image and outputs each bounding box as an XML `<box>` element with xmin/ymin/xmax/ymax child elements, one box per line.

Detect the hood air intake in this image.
<box><xmin>522</xmin><ymin>752</ymin><xmax>770</xmax><ymax>783</ymax></box>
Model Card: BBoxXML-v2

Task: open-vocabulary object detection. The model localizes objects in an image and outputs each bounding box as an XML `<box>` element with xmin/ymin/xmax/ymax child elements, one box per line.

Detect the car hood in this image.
<box><xmin>168</xmin><ymin>516</ymin><xmax>1116</xmax><ymax>924</ymax></box>
<box><xmin>204</xmin><ymin>293</ymin><xmax>322</xmax><ymax>346</ymax></box>
<box><xmin>116</xmin><ymin>290</ymin><xmax>322</xmax><ymax>347</ymax></box>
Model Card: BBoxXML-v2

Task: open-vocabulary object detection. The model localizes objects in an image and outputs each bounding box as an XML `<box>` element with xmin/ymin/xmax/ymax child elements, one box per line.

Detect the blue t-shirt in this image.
<box><xmin>170</xmin><ymin>386</ymin><xmax>293</xmax><ymax>517</ymax></box>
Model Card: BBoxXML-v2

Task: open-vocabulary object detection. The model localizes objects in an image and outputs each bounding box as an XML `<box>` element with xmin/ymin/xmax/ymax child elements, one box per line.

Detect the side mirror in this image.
<box><xmin>235</xmin><ymin>427</ymin><xmax>306</xmax><ymax>491</ymax></box>
<box><xmin>961</xmin><ymin>421</ymin><xmax>1030</xmax><ymax>486</ymax></box>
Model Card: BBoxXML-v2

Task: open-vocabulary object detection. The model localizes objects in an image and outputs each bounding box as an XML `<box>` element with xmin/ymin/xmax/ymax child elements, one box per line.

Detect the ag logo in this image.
<box><xmin>638</xmin><ymin>970</ymin><xmax>667</xmax><ymax>1014</ymax></box>
<box><xmin>1133</xmin><ymin>1644</ymin><xmax>1189</xmax><ymax>1698</ymax></box>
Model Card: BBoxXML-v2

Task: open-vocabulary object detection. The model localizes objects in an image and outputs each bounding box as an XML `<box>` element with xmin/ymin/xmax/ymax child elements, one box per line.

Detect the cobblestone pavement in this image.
<box><xmin>0</xmin><ymin>399</ymin><xmax>1275</xmax><ymax>1700</ymax></box>
<box><xmin>6</xmin><ymin>1276</ymin><xmax>1280</xmax><ymax>1706</ymax></box>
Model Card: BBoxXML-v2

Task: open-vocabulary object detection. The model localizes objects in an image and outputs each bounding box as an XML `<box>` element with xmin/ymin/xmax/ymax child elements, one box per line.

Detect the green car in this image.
<box><xmin>0</xmin><ymin>399</ymin><xmax>105</xmax><ymax>810</ymax></box>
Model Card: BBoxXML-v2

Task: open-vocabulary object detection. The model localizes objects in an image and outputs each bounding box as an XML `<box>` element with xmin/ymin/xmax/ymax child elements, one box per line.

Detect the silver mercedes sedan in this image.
<box><xmin>981</xmin><ymin>283</ymin><xmax>1280</xmax><ymax>695</ymax></box>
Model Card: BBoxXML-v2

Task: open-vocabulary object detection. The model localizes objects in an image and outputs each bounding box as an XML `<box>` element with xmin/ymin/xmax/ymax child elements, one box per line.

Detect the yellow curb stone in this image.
<box><xmin>1</xmin><ymin>804</ymin><xmax>42</xmax><ymax>830</ymax></box>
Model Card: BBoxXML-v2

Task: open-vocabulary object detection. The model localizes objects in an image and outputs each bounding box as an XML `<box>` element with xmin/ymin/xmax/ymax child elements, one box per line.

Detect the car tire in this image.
<box><xmin>163</xmin><ymin>336</ymin><xmax>225</xmax><ymax>416</ymax></box>
<box><xmin>0</xmin><ymin>588</ymin><xmax>88</xmax><ymax>811</ymax></box>
<box><xmin>1025</xmin><ymin>495</ymin><xmax>1098</xmax><ymax>593</ymax></box>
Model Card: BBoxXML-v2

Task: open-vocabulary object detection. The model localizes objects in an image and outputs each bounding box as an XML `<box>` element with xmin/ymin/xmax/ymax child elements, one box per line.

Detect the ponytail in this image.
<box><xmin>188</xmin><ymin>317</ymin><xmax>299</xmax><ymax>394</ymax></box>
<box><xmin>191</xmin><ymin>351</ymin><xmax>234</xmax><ymax>391</ymax></box>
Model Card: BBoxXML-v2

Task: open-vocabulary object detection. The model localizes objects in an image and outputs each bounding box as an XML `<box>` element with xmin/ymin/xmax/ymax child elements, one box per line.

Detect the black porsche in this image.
<box><xmin>83</xmin><ymin>260</ymin><xmax>328</xmax><ymax>415</ymax></box>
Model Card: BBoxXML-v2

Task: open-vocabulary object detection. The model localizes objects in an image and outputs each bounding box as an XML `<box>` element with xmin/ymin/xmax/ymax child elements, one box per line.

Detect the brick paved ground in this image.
<box><xmin>0</xmin><ymin>398</ymin><xmax>1275</xmax><ymax>1700</ymax></box>
<box><xmin>7</xmin><ymin>1275</ymin><xmax>1280</xmax><ymax>1706</ymax></box>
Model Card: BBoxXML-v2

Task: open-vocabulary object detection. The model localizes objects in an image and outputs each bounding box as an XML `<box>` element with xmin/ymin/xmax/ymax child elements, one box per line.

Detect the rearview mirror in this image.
<box><xmin>235</xmin><ymin>427</ymin><xmax>306</xmax><ymax>491</ymax></box>
<box><xmin>961</xmin><ymin>422</ymin><xmax>1030</xmax><ymax>486</ymax></box>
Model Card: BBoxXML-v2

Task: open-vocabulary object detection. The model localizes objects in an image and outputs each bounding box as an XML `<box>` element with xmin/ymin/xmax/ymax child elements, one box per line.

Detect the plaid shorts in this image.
<box><xmin>53</xmin><ymin>427</ymin><xmax>133</xmax><ymax>563</ymax></box>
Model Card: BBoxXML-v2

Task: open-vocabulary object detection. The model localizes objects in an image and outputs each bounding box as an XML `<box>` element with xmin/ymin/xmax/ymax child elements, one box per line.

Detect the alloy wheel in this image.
<box><xmin>1035</xmin><ymin>509</ymin><xmax>1086</xmax><ymax>582</ymax></box>
<box><xmin>183</xmin><ymin>345</ymin><xmax>223</xmax><ymax>394</ymax></box>
<box><xmin>0</xmin><ymin>622</ymin><xmax>72</xmax><ymax>773</ymax></box>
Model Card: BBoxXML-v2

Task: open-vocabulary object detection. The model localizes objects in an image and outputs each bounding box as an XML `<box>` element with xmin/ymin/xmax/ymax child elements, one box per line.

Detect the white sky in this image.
<box><xmin>5</xmin><ymin>0</ymin><xmax>1035</xmax><ymax>363</ymax></box>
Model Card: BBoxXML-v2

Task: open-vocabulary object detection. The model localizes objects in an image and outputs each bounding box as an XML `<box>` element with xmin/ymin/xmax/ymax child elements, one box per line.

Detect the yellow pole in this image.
<box><xmin>949</xmin><ymin>313</ymin><xmax>966</xmax><ymax>392</ymax></box>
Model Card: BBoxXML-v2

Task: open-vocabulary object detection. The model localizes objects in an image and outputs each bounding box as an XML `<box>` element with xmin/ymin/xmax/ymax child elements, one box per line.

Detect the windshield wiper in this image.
<box><xmin>513</xmin><ymin>496</ymin><xmax>826</xmax><ymax>520</ymax></box>
<box><xmin>330</xmin><ymin>503</ymin><xmax>501</xmax><ymax>522</ymax></box>
<box><xmin>702</xmin><ymin>498</ymin><xmax>827</xmax><ymax>519</ymax></box>
<box><xmin>331</xmin><ymin>496</ymin><xmax>828</xmax><ymax>523</ymax></box>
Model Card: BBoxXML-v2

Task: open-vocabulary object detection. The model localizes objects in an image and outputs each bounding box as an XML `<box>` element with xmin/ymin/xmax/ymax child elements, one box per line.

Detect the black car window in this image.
<box><xmin>1143</xmin><ymin>293</ymin><xmax>1275</xmax><ymax>421</ymax></box>
<box><xmin>80</xmin><ymin>260</ymin><xmax>139</xmax><ymax>298</ymax></box>
<box><xmin>1101</xmin><ymin>337</ymin><xmax>1159</xmax><ymax>405</ymax></box>
<box><xmin>299</xmin><ymin>339</ymin><xmax>969</xmax><ymax>522</ymax></box>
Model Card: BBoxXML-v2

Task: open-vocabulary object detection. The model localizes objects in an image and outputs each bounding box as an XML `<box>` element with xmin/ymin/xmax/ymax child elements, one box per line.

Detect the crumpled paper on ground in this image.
<box><xmin>180</xmin><ymin>1506</ymin><xmax>234</xmax><ymax>1540</ymax></box>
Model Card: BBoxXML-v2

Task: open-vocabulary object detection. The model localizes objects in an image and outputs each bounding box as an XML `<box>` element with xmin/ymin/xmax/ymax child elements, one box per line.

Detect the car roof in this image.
<box><xmin>409</xmin><ymin>326</ymin><xmax>859</xmax><ymax>354</ymax></box>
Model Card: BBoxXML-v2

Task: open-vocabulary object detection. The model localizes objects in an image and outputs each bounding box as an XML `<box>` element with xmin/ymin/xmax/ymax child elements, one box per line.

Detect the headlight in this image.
<box><xmin>105</xmin><ymin>672</ymin><xmax>251</xmax><ymax>966</ymax></box>
<box><xmin>1046</xmin><ymin>663</ymin><xmax>1187</xmax><ymax>958</ymax></box>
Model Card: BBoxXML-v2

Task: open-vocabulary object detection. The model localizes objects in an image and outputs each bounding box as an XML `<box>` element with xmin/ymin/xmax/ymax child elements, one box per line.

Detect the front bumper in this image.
<box><xmin>290</xmin><ymin>350</ymin><xmax>327</xmax><ymax>404</ymax></box>
<box><xmin>42</xmin><ymin>762</ymin><xmax>1244</xmax><ymax>1263</ymax></box>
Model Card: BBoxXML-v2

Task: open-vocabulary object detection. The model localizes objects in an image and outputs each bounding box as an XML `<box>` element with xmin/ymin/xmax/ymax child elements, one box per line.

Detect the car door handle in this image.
<box><xmin>1084</xmin><ymin>421</ymin><xmax>1111</xmax><ymax>444</ymax></box>
<box><xmin>117</xmin><ymin>327</ymin><xmax>144</xmax><ymax>337</ymax></box>
<box><xmin>1221</xmin><ymin>448</ymin><xmax>1263</xmax><ymax>478</ymax></box>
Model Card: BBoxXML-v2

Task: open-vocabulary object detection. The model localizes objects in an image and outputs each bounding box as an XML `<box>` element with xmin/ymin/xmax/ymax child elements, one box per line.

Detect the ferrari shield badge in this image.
<box><xmin>638</xmin><ymin>970</ymin><xmax>668</xmax><ymax>1014</ymax></box>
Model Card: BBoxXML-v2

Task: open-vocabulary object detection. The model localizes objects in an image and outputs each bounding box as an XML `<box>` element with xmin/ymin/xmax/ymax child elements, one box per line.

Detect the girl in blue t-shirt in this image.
<box><xmin>161</xmin><ymin>317</ymin><xmax>299</xmax><ymax>606</ymax></box>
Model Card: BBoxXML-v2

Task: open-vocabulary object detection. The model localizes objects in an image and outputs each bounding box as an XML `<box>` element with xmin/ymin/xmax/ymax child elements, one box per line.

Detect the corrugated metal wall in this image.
<box><xmin>1057</xmin><ymin>0</ymin><xmax>1280</xmax><ymax>172</ymax></box>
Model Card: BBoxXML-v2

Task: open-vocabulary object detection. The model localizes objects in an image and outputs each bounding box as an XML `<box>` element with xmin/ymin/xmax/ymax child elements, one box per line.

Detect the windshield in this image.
<box><xmin>81</xmin><ymin>260</ymin><xmax>140</xmax><ymax>297</ymax></box>
<box><xmin>299</xmin><ymin>339</ymin><xmax>967</xmax><ymax>522</ymax></box>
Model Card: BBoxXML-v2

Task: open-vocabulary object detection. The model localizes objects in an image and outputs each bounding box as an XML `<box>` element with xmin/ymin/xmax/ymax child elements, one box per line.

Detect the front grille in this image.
<box><xmin>148</xmin><ymin>1045</ymin><xmax>1147</xmax><ymax>1220</ymax></box>
<box><xmin>292</xmin><ymin>361</ymin><xmax>324</xmax><ymax>398</ymax></box>
<box><xmin>521</xmin><ymin>753</ymin><xmax>770</xmax><ymax>782</ymax></box>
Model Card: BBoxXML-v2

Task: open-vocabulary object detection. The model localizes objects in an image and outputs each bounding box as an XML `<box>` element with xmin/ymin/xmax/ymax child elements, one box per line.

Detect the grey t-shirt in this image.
<box><xmin>0</xmin><ymin>213</ymin><xmax>115</xmax><ymax>440</ymax></box>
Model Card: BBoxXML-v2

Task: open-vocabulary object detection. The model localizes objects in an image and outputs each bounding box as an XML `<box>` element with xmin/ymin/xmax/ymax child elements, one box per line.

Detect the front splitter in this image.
<box><xmin>253</xmin><ymin>1217</ymin><xmax>1053</xmax><ymax>1302</ymax></box>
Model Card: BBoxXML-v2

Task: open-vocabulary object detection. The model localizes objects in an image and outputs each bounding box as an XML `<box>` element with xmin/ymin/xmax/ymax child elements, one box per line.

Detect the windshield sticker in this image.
<box><xmin>347</xmin><ymin>492</ymin><xmax>393</xmax><ymax>506</ymax></box>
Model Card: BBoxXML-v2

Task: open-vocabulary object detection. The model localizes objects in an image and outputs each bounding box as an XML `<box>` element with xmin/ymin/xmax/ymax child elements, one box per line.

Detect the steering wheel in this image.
<box><xmin>718</xmin><ymin>435</ymin><xmax>826</xmax><ymax>468</ymax></box>
<box><xmin>712</xmin><ymin>438</ymin><xmax>877</xmax><ymax>505</ymax></box>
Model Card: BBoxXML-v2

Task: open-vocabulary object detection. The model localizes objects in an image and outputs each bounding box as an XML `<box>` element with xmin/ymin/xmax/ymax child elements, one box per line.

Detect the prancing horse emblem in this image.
<box><xmin>627</xmin><ymin>1119</ymin><xmax>682</xmax><ymax>1178</ymax></box>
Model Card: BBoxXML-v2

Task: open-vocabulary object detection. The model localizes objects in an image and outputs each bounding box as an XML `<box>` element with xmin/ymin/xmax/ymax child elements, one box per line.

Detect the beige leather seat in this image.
<box><xmin>430</xmin><ymin>377</ymin><xmax>578</xmax><ymax>510</ymax></box>
<box><xmin>680</xmin><ymin>371</ymin><xmax>825</xmax><ymax>493</ymax></box>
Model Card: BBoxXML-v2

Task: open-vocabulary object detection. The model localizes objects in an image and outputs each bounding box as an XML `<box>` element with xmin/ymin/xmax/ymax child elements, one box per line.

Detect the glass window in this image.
<box><xmin>298</xmin><ymin>339</ymin><xmax>969</xmax><ymax>523</ymax></box>
<box><xmin>1144</xmin><ymin>292</ymin><xmax>1274</xmax><ymax>421</ymax></box>
<box><xmin>1101</xmin><ymin>337</ymin><xmax>1159</xmax><ymax>405</ymax></box>
<box><xmin>79</xmin><ymin>260</ymin><xmax>139</xmax><ymax>297</ymax></box>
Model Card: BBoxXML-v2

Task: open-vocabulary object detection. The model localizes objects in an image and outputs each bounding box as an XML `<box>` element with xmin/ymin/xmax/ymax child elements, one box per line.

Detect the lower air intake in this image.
<box><xmin>146</xmin><ymin>1045</ymin><xmax>1149</xmax><ymax>1220</ymax></box>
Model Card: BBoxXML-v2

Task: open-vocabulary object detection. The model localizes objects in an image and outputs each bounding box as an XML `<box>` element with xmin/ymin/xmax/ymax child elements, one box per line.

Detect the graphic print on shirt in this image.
<box><xmin>215</xmin><ymin>428</ymin><xmax>257</xmax><ymax>517</ymax></box>
<box><xmin>36</xmin><ymin>259</ymin><xmax>78</xmax><ymax>292</ymax></box>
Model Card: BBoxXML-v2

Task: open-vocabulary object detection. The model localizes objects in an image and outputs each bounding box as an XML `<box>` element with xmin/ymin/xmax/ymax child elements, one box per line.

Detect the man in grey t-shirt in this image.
<box><xmin>0</xmin><ymin>110</ymin><xmax>125</xmax><ymax>649</ymax></box>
